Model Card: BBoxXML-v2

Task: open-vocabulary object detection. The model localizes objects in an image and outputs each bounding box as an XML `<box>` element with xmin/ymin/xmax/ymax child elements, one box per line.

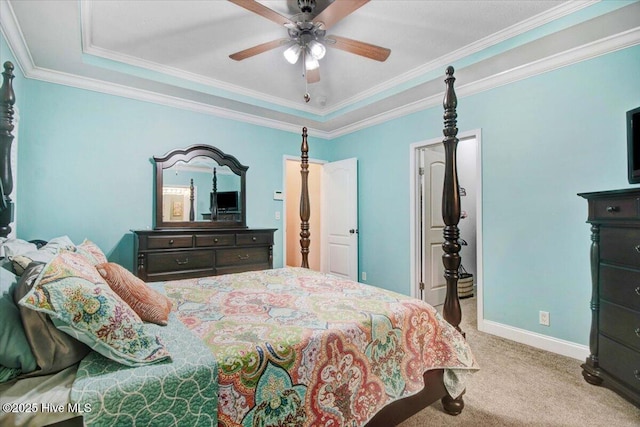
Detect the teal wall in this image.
<box><xmin>3</xmin><ymin>31</ymin><xmax>640</xmax><ymax>346</ymax></box>
<box><xmin>330</xmin><ymin>44</ymin><xmax>640</xmax><ymax>345</ymax></box>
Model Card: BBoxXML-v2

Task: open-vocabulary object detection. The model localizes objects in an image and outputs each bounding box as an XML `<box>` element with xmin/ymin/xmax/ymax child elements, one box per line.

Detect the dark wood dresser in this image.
<box><xmin>579</xmin><ymin>188</ymin><xmax>640</xmax><ymax>406</ymax></box>
<box><xmin>133</xmin><ymin>228</ymin><xmax>276</xmax><ymax>282</ymax></box>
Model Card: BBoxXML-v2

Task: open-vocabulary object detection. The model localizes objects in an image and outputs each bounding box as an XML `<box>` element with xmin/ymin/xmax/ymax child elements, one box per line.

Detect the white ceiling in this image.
<box><xmin>2</xmin><ymin>0</ymin><xmax>639</xmax><ymax>138</ymax></box>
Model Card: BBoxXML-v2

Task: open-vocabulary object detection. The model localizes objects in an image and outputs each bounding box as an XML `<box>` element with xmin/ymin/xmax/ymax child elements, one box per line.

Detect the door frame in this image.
<box><xmin>282</xmin><ymin>155</ymin><xmax>326</xmax><ymax>269</ymax></box>
<box><xmin>408</xmin><ymin>129</ymin><xmax>484</xmax><ymax>325</ymax></box>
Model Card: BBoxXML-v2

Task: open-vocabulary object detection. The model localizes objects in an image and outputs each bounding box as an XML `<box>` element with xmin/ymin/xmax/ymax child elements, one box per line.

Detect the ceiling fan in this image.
<box><xmin>228</xmin><ymin>0</ymin><xmax>391</xmax><ymax>89</ymax></box>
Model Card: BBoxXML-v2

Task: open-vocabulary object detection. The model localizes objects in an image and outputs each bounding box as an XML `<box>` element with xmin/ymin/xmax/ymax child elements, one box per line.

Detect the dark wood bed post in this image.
<box><xmin>300</xmin><ymin>127</ymin><xmax>310</xmax><ymax>268</ymax></box>
<box><xmin>441</xmin><ymin>66</ymin><xmax>463</xmax><ymax>334</ymax></box>
<box><xmin>189</xmin><ymin>179</ymin><xmax>195</xmax><ymax>221</ymax></box>
<box><xmin>0</xmin><ymin>61</ymin><xmax>16</xmax><ymax>238</ymax></box>
<box><xmin>439</xmin><ymin>65</ymin><xmax>466</xmax><ymax>415</ymax></box>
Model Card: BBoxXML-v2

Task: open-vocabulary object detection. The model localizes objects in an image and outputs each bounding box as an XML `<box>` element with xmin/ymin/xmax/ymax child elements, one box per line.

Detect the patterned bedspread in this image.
<box><xmin>70</xmin><ymin>313</ymin><xmax>218</xmax><ymax>426</ymax></box>
<box><xmin>162</xmin><ymin>267</ymin><xmax>477</xmax><ymax>427</ymax></box>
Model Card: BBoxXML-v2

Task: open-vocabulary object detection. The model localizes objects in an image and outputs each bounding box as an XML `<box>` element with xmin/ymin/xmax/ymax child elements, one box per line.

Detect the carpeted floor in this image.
<box><xmin>398</xmin><ymin>297</ymin><xmax>640</xmax><ymax>426</ymax></box>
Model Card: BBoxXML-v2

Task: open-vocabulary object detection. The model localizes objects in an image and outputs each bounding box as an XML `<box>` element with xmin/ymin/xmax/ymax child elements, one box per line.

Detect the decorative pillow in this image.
<box><xmin>8</xmin><ymin>236</ymin><xmax>76</xmax><ymax>275</ymax></box>
<box><xmin>14</xmin><ymin>263</ymin><xmax>91</xmax><ymax>377</ymax></box>
<box><xmin>0</xmin><ymin>267</ymin><xmax>37</xmax><ymax>382</ymax></box>
<box><xmin>96</xmin><ymin>262</ymin><xmax>172</xmax><ymax>326</ymax></box>
<box><xmin>18</xmin><ymin>252</ymin><xmax>170</xmax><ymax>367</ymax></box>
<box><xmin>0</xmin><ymin>238</ymin><xmax>37</xmax><ymax>258</ymax></box>
<box><xmin>76</xmin><ymin>239</ymin><xmax>108</xmax><ymax>265</ymax></box>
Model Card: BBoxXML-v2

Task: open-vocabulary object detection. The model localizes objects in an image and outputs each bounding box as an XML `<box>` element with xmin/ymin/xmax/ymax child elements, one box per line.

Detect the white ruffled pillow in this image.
<box><xmin>7</xmin><ymin>236</ymin><xmax>76</xmax><ymax>275</ymax></box>
<box><xmin>0</xmin><ymin>238</ymin><xmax>38</xmax><ymax>258</ymax></box>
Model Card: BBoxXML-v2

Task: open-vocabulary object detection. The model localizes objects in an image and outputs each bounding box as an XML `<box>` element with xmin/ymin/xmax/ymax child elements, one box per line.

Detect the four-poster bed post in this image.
<box><xmin>441</xmin><ymin>65</ymin><xmax>463</xmax><ymax>335</ymax></box>
<box><xmin>300</xmin><ymin>126</ymin><xmax>310</xmax><ymax>268</ymax></box>
<box><xmin>0</xmin><ymin>61</ymin><xmax>15</xmax><ymax>238</ymax></box>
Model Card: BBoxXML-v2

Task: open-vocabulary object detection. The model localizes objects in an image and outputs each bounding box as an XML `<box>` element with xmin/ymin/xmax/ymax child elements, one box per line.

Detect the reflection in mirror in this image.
<box><xmin>162</xmin><ymin>157</ymin><xmax>241</xmax><ymax>222</ymax></box>
<box><xmin>154</xmin><ymin>145</ymin><xmax>248</xmax><ymax>229</ymax></box>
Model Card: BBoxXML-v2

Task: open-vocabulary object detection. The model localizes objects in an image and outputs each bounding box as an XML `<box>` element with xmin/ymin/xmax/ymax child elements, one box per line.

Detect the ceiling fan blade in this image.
<box><xmin>326</xmin><ymin>35</ymin><xmax>390</xmax><ymax>62</ymax></box>
<box><xmin>229</xmin><ymin>38</ymin><xmax>289</xmax><ymax>61</ymax></box>
<box><xmin>313</xmin><ymin>0</ymin><xmax>370</xmax><ymax>30</ymax></box>
<box><xmin>228</xmin><ymin>0</ymin><xmax>294</xmax><ymax>27</ymax></box>
<box><xmin>306</xmin><ymin>67</ymin><xmax>320</xmax><ymax>84</ymax></box>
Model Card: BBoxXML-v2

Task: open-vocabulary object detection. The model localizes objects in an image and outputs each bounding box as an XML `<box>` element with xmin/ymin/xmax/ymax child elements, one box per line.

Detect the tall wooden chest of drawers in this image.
<box><xmin>579</xmin><ymin>189</ymin><xmax>640</xmax><ymax>406</ymax></box>
<box><xmin>133</xmin><ymin>228</ymin><xmax>276</xmax><ymax>282</ymax></box>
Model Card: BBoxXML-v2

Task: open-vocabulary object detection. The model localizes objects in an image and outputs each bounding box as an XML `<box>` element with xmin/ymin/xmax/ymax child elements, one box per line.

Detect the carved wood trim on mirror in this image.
<box><xmin>154</xmin><ymin>145</ymin><xmax>248</xmax><ymax>229</ymax></box>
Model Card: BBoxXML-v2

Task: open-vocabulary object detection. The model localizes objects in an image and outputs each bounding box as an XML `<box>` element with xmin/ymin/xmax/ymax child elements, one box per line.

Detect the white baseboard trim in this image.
<box><xmin>478</xmin><ymin>319</ymin><xmax>589</xmax><ymax>361</ymax></box>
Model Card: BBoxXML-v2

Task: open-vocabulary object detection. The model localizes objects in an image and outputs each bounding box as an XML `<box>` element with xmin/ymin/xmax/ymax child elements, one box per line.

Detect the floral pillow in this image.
<box><xmin>18</xmin><ymin>251</ymin><xmax>171</xmax><ymax>367</ymax></box>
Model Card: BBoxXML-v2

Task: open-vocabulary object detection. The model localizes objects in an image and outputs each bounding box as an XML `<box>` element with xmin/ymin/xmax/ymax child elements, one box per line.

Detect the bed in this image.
<box><xmin>0</xmin><ymin>60</ymin><xmax>475</xmax><ymax>426</ymax></box>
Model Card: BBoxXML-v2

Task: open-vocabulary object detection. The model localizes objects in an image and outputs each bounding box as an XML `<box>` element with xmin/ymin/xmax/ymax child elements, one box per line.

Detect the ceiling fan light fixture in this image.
<box><xmin>304</xmin><ymin>54</ymin><xmax>319</xmax><ymax>71</ymax></box>
<box><xmin>283</xmin><ymin>44</ymin><xmax>302</xmax><ymax>64</ymax></box>
<box><xmin>308</xmin><ymin>39</ymin><xmax>326</xmax><ymax>60</ymax></box>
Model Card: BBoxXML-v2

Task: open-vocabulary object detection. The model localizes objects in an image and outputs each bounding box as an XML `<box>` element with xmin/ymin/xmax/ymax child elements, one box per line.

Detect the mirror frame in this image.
<box><xmin>154</xmin><ymin>144</ymin><xmax>248</xmax><ymax>229</ymax></box>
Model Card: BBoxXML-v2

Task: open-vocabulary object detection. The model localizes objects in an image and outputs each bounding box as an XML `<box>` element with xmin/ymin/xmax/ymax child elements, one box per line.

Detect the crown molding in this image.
<box><xmin>0</xmin><ymin>0</ymin><xmax>34</xmax><ymax>75</ymax></box>
<box><xmin>79</xmin><ymin>0</ymin><xmax>595</xmax><ymax>120</ymax></box>
<box><xmin>79</xmin><ymin>0</ymin><xmax>325</xmax><ymax>118</ymax></box>
<box><xmin>2</xmin><ymin>0</ymin><xmax>638</xmax><ymax>141</ymax></box>
<box><xmin>0</xmin><ymin>1</ymin><xmax>331</xmax><ymax>139</ymax></box>
<box><xmin>322</xmin><ymin>0</ymin><xmax>597</xmax><ymax>116</ymax></box>
<box><xmin>328</xmin><ymin>25</ymin><xmax>640</xmax><ymax>139</ymax></box>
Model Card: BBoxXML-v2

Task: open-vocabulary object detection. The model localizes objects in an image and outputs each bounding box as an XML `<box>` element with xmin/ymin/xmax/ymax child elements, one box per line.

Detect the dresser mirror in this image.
<box><xmin>154</xmin><ymin>145</ymin><xmax>248</xmax><ymax>229</ymax></box>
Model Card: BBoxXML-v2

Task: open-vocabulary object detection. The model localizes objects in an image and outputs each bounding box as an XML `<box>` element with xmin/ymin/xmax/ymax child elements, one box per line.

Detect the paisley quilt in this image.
<box><xmin>162</xmin><ymin>267</ymin><xmax>477</xmax><ymax>427</ymax></box>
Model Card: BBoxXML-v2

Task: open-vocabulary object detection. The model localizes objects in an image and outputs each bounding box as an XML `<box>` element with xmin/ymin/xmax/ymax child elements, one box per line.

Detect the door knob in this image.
<box><xmin>349</xmin><ymin>229</ymin><xmax>359</xmax><ymax>234</ymax></box>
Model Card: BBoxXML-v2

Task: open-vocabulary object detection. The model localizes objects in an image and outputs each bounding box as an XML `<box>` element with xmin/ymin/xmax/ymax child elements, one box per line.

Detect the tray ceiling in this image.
<box><xmin>2</xmin><ymin>1</ymin><xmax>639</xmax><ymax>137</ymax></box>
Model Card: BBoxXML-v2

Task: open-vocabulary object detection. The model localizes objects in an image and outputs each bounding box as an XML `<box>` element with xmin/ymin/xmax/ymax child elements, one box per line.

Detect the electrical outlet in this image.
<box><xmin>275</xmin><ymin>211</ymin><xmax>280</xmax><ymax>220</ymax></box>
<box><xmin>361</xmin><ymin>272</ymin><xmax>367</xmax><ymax>281</ymax></box>
<box><xmin>539</xmin><ymin>311</ymin><xmax>550</xmax><ymax>326</ymax></box>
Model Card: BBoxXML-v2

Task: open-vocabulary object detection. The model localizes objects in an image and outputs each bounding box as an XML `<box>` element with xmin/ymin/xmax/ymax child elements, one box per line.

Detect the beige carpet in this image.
<box><xmin>398</xmin><ymin>297</ymin><xmax>640</xmax><ymax>426</ymax></box>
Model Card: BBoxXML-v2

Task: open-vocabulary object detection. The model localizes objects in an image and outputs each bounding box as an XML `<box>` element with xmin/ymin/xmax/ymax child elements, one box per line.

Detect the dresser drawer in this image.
<box><xmin>600</xmin><ymin>227</ymin><xmax>640</xmax><ymax>266</ymax></box>
<box><xmin>216</xmin><ymin>264</ymin><xmax>270</xmax><ymax>276</ymax></box>
<box><xmin>195</xmin><ymin>234</ymin><xmax>235</xmax><ymax>247</ymax></box>
<box><xmin>146</xmin><ymin>250</ymin><xmax>213</xmax><ymax>273</ymax></box>
<box><xmin>600</xmin><ymin>264</ymin><xmax>640</xmax><ymax>311</ymax></box>
<box><xmin>600</xmin><ymin>301</ymin><xmax>640</xmax><ymax>352</ymax></box>
<box><xmin>599</xmin><ymin>335</ymin><xmax>640</xmax><ymax>393</ymax></box>
<box><xmin>216</xmin><ymin>247</ymin><xmax>269</xmax><ymax>267</ymax></box>
<box><xmin>592</xmin><ymin>197</ymin><xmax>639</xmax><ymax>220</ymax></box>
<box><xmin>147</xmin><ymin>235</ymin><xmax>193</xmax><ymax>250</ymax></box>
<box><xmin>236</xmin><ymin>232</ymin><xmax>273</xmax><ymax>246</ymax></box>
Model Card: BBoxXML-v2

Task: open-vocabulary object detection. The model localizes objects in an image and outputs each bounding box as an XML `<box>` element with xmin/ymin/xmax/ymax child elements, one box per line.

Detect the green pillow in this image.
<box><xmin>0</xmin><ymin>267</ymin><xmax>37</xmax><ymax>382</ymax></box>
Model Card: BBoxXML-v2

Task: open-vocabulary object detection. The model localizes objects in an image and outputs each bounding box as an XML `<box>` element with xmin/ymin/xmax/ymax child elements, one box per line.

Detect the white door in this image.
<box><xmin>419</xmin><ymin>146</ymin><xmax>447</xmax><ymax>305</ymax></box>
<box><xmin>321</xmin><ymin>158</ymin><xmax>358</xmax><ymax>281</ymax></box>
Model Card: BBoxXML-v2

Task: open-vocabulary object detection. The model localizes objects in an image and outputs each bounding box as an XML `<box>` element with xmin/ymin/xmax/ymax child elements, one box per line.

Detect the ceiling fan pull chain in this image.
<box><xmin>303</xmin><ymin>51</ymin><xmax>311</xmax><ymax>103</ymax></box>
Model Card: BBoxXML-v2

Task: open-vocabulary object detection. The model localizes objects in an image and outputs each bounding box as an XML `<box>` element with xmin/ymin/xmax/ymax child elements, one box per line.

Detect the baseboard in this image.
<box><xmin>478</xmin><ymin>319</ymin><xmax>589</xmax><ymax>361</ymax></box>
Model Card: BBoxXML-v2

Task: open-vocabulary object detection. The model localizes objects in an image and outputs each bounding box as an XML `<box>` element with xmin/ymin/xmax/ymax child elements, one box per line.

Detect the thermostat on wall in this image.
<box><xmin>273</xmin><ymin>191</ymin><xmax>283</xmax><ymax>201</ymax></box>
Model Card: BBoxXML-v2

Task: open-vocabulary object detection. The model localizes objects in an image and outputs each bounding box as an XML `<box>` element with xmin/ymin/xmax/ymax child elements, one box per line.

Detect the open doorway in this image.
<box><xmin>284</xmin><ymin>157</ymin><xmax>323</xmax><ymax>270</ymax></box>
<box><xmin>410</xmin><ymin>130</ymin><xmax>482</xmax><ymax>310</ymax></box>
<box><xmin>283</xmin><ymin>156</ymin><xmax>359</xmax><ymax>282</ymax></box>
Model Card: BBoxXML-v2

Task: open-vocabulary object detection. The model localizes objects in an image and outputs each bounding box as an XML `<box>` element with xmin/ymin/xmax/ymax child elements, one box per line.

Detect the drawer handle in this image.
<box><xmin>237</xmin><ymin>254</ymin><xmax>250</xmax><ymax>260</ymax></box>
<box><xmin>169</xmin><ymin>239</ymin><xmax>174</xmax><ymax>245</ymax></box>
<box><xmin>636</xmin><ymin>328</ymin><xmax>640</xmax><ymax>338</ymax></box>
<box><xmin>252</xmin><ymin>237</ymin><xmax>257</xmax><ymax>242</ymax></box>
<box><xmin>635</xmin><ymin>246</ymin><xmax>640</xmax><ymax>254</ymax></box>
<box><xmin>214</xmin><ymin>238</ymin><xmax>219</xmax><ymax>243</ymax></box>
<box><xmin>175</xmin><ymin>258</ymin><xmax>189</xmax><ymax>265</ymax></box>
<box><xmin>606</xmin><ymin>206</ymin><xmax>620</xmax><ymax>213</ymax></box>
<box><xmin>636</xmin><ymin>286</ymin><xmax>640</xmax><ymax>296</ymax></box>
